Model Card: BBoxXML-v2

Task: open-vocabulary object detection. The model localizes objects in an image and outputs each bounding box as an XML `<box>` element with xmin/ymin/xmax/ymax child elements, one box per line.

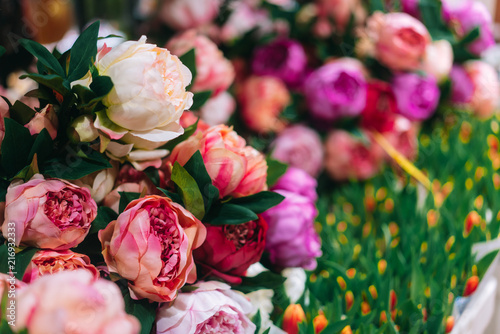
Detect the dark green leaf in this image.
<box><xmin>9</xmin><ymin>100</ymin><xmax>36</xmax><ymax>125</ymax></box>
<box><xmin>235</xmin><ymin>271</ymin><xmax>286</xmax><ymax>293</ymax></box>
<box><xmin>89</xmin><ymin>206</ymin><xmax>119</xmax><ymax>234</ymax></box>
<box><xmin>0</xmin><ymin>244</ymin><xmax>8</xmax><ymax>274</ymax></box>
<box><xmin>229</xmin><ymin>191</ymin><xmax>284</xmax><ymax>213</ymax></box>
<box><xmin>98</xmin><ymin>34</ymin><xmax>123</xmax><ymax>40</ymax></box>
<box><xmin>19</xmin><ymin>39</ymin><xmax>65</xmax><ymax>76</ymax></box>
<box><xmin>15</xmin><ymin>247</ymin><xmax>38</xmax><ymax>280</ymax></box>
<box><xmin>160</xmin><ymin>118</ymin><xmax>199</xmax><ymax>152</ymax></box>
<box><xmin>0</xmin><ymin>319</ymin><xmax>16</xmax><ymax>334</ymax></box>
<box><xmin>179</xmin><ymin>49</ymin><xmax>196</xmax><ymax>90</ymax></box>
<box><xmin>28</xmin><ymin>128</ymin><xmax>53</xmax><ymax>163</ymax></box>
<box><xmin>90</xmin><ymin>75</ymin><xmax>113</xmax><ymax>98</ymax></box>
<box><xmin>122</xmin><ymin>286</ymin><xmax>157</xmax><ymax>334</ymax></box>
<box><xmin>368</xmin><ymin>0</ymin><xmax>385</xmax><ymax>13</ymax></box>
<box><xmin>206</xmin><ymin>203</ymin><xmax>258</xmax><ymax>225</ymax></box>
<box><xmin>419</xmin><ymin>0</ymin><xmax>454</xmax><ymax>41</ymax></box>
<box><xmin>183</xmin><ymin>151</ymin><xmax>220</xmax><ymax>213</ymax></box>
<box><xmin>191</xmin><ymin>91</ymin><xmax>212</xmax><ymax>110</ymax></box>
<box><xmin>266</xmin><ymin>157</ymin><xmax>288</xmax><ymax>187</ymax></box>
<box><xmin>41</xmin><ymin>147</ymin><xmax>111</xmax><ymax>179</ymax></box>
<box><xmin>158</xmin><ymin>187</ymin><xmax>183</xmax><ymax>205</ymax></box>
<box><xmin>0</xmin><ymin>46</ymin><xmax>5</xmax><ymax>58</ymax></box>
<box><xmin>1</xmin><ymin>118</ymin><xmax>33</xmax><ymax>177</ymax></box>
<box><xmin>119</xmin><ymin>192</ymin><xmax>141</xmax><ymax>213</ymax></box>
<box><xmin>67</xmin><ymin>21</ymin><xmax>99</xmax><ymax>82</ymax></box>
<box><xmin>144</xmin><ymin>167</ymin><xmax>160</xmax><ymax>186</ymax></box>
<box><xmin>262</xmin><ymin>329</ymin><xmax>271</xmax><ymax>334</ymax></box>
<box><xmin>20</xmin><ymin>73</ymin><xmax>68</xmax><ymax>94</ymax></box>
<box><xmin>171</xmin><ymin>162</ymin><xmax>205</xmax><ymax>219</ymax></box>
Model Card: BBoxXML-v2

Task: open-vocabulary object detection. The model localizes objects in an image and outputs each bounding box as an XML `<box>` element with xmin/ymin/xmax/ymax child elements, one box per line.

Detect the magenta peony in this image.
<box><xmin>392</xmin><ymin>73</ymin><xmax>440</xmax><ymax>121</ymax></box>
<box><xmin>2</xmin><ymin>175</ymin><xmax>97</xmax><ymax>250</ymax></box>
<box><xmin>156</xmin><ymin>281</ymin><xmax>256</xmax><ymax>334</ymax></box>
<box><xmin>272</xmin><ymin>167</ymin><xmax>318</xmax><ymax>202</ymax></box>
<box><xmin>262</xmin><ymin>190</ymin><xmax>321</xmax><ymax>270</ymax></box>
<box><xmin>450</xmin><ymin>65</ymin><xmax>474</xmax><ymax>105</ymax></box>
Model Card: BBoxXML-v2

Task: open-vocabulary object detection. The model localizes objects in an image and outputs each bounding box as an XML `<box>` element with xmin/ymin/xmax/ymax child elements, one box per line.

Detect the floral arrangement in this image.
<box><xmin>0</xmin><ymin>0</ymin><xmax>499</xmax><ymax>333</ymax></box>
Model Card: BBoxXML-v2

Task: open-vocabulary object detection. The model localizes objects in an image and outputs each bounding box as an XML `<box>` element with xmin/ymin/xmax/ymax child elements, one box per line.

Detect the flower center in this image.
<box><xmin>333</xmin><ymin>72</ymin><xmax>359</xmax><ymax>101</ymax></box>
<box><xmin>194</xmin><ymin>310</ymin><xmax>243</xmax><ymax>334</ymax></box>
<box><xmin>224</xmin><ymin>221</ymin><xmax>257</xmax><ymax>250</ymax></box>
<box><xmin>149</xmin><ymin>207</ymin><xmax>181</xmax><ymax>283</ymax></box>
<box><xmin>44</xmin><ymin>189</ymin><xmax>85</xmax><ymax>230</ymax></box>
<box><xmin>397</xmin><ymin>28</ymin><xmax>424</xmax><ymax>47</ymax></box>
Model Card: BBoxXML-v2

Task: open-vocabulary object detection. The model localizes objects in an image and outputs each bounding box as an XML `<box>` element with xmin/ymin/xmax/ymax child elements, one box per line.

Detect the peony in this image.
<box><xmin>194</xmin><ymin>216</ymin><xmax>267</xmax><ymax>284</ymax></box>
<box><xmin>271</xmin><ymin>125</ymin><xmax>324</xmax><ymax>177</ymax></box>
<box><xmin>199</xmin><ymin>91</ymin><xmax>236</xmax><ymax>126</ymax></box>
<box><xmin>94</xmin><ymin>36</ymin><xmax>193</xmax><ymax>170</ymax></box>
<box><xmin>324</xmin><ymin>129</ymin><xmax>384</xmax><ymax>181</ymax></box>
<box><xmin>22</xmin><ymin>250</ymin><xmax>100</xmax><ymax>283</ymax></box>
<box><xmin>73</xmin><ymin>162</ymin><xmax>119</xmax><ymax>204</ymax></box>
<box><xmin>167</xmin><ymin>30</ymin><xmax>235</xmax><ymax>96</ymax></box>
<box><xmin>99</xmin><ymin>195</ymin><xmax>206</xmax><ymax>302</ymax></box>
<box><xmin>400</xmin><ymin>0</ymin><xmax>419</xmax><ymax>17</ymax></box>
<box><xmin>360</xmin><ymin>80</ymin><xmax>398</xmax><ymax>133</ymax></box>
<box><xmin>160</xmin><ymin>0</ymin><xmax>222</xmax><ymax>30</ymax></box>
<box><xmin>262</xmin><ymin>189</ymin><xmax>321</xmax><ymax>270</ymax></box>
<box><xmin>315</xmin><ymin>0</ymin><xmax>366</xmax><ymax>34</ymax></box>
<box><xmin>179</xmin><ymin>111</ymin><xmax>211</xmax><ymax>133</ymax></box>
<box><xmin>392</xmin><ymin>73</ymin><xmax>440</xmax><ymax>121</ymax></box>
<box><xmin>421</xmin><ymin>40</ymin><xmax>453</xmax><ymax>83</ymax></box>
<box><xmin>450</xmin><ymin>65</ymin><xmax>474</xmax><ymax>105</ymax></box>
<box><xmin>463</xmin><ymin>60</ymin><xmax>500</xmax><ymax>118</ymax></box>
<box><xmin>238</xmin><ymin>76</ymin><xmax>290</xmax><ymax>133</ymax></box>
<box><xmin>155</xmin><ymin>281</ymin><xmax>256</xmax><ymax>334</ymax></box>
<box><xmin>304</xmin><ymin>58</ymin><xmax>367</xmax><ymax>122</ymax></box>
<box><xmin>272</xmin><ymin>167</ymin><xmax>318</xmax><ymax>202</ymax></box>
<box><xmin>251</xmin><ymin>39</ymin><xmax>307</xmax><ymax>87</ymax></box>
<box><xmin>2</xmin><ymin>175</ymin><xmax>97</xmax><ymax>250</ymax></box>
<box><xmin>14</xmin><ymin>270</ymin><xmax>140</xmax><ymax>334</ymax></box>
<box><xmin>220</xmin><ymin>1</ymin><xmax>273</xmax><ymax>42</ymax></box>
<box><xmin>446</xmin><ymin>0</ymin><xmax>494</xmax><ymax>56</ymax></box>
<box><xmin>367</xmin><ymin>12</ymin><xmax>430</xmax><ymax>71</ymax></box>
<box><xmin>170</xmin><ymin>125</ymin><xmax>268</xmax><ymax>198</ymax></box>
<box><xmin>25</xmin><ymin>104</ymin><xmax>58</xmax><ymax>140</ymax></box>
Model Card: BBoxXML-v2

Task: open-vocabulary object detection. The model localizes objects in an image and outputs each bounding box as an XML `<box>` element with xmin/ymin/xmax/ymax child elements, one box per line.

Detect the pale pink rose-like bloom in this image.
<box><xmin>167</xmin><ymin>30</ymin><xmax>235</xmax><ymax>96</ymax></box>
<box><xmin>464</xmin><ymin>60</ymin><xmax>500</xmax><ymax>118</ymax></box>
<box><xmin>73</xmin><ymin>161</ymin><xmax>119</xmax><ymax>204</ymax></box>
<box><xmin>421</xmin><ymin>40</ymin><xmax>453</xmax><ymax>83</ymax></box>
<box><xmin>200</xmin><ymin>91</ymin><xmax>236</xmax><ymax>126</ymax></box>
<box><xmin>156</xmin><ymin>281</ymin><xmax>256</xmax><ymax>334</ymax></box>
<box><xmin>271</xmin><ymin>125</ymin><xmax>324</xmax><ymax>177</ymax></box>
<box><xmin>24</xmin><ymin>104</ymin><xmax>58</xmax><ymax>139</ymax></box>
<box><xmin>324</xmin><ymin>129</ymin><xmax>384</xmax><ymax>181</ymax></box>
<box><xmin>15</xmin><ymin>270</ymin><xmax>140</xmax><ymax>334</ymax></box>
<box><xmin>238</xmin><ymin>75</ymin><xmax>290</xmax><ymax>133</ymax></box>
<box><xmin>220</xmin><ymin>2</ymin><xmax>273</xmax><ymax>42</ymax></box>
<box><xmin>170</xmin><ymin>125</ymin><xmax>268</xmax><ymax>198</ymax></box>
<box><xmin>367</xmin><ymin>12</ymin><xmax>430</xmax><ymax>72</ymax></box>
<box><xmin>160</xmin><ymin>0</ymin><xmax>222</xmax><ymax>31</ymax></box>
<box><xmin>22</xmin><ymin>250</ymin><xmax>100</xmax><ymax>283</ymax></box>
<box><xmin>1</xmin><ymin>175</ymin><xmax>97</xmax><ymax>250</ymax></box>
<box><xmin>93</xmin><ymin>36</ymin><xmax>193</xmax><ymax>170</ymax></box>
<box><xmin>99</xmin><ymin>195</ymin><xmax>206</xmax><ymax>302</ymax></box>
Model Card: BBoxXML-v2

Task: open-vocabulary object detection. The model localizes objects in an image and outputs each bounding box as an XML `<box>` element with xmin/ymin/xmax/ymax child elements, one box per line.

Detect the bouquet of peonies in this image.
<box><xmin>0</xmin><ymin>21</ymin><xmax>324</xmax><ymax>334</ymax></box>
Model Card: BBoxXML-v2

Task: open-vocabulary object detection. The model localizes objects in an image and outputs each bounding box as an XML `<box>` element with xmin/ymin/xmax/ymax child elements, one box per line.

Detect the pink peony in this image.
<box><xmin>160</xmin><ymin>0</ymin><xmax>222</xmax><ymax>30</ymax></box>
<box><xmin>238</xmin><ymin>75</ymin><xmax>290</xmax><ymax>133</ymax></box>
<box><xmin>24</xmin><ymin>104</ymin><xmax>58</xmax><ymax>140</ymax></box>
<box><xmin>2</xmin><ymin>175</ymin><xmax>97</xmax><ymax>250</ymax></box>
<box><xmin>382</xmin><ymin>116</ymin><xmax>419</xmax><ymax>162</ymax></box>
<box><xmin>99</xmin><ymin>195</ymin><xmax>206</xmax><ymax>302</ymax></box>
<box><xmin>271</xmin><ymin>125</ymin><xmax>324</xmax><ymax>177</ymax></box>
<box><xmin>272</xmin><ymin>167</ymin><xmax>318</xmax><ymax>202</ymax></box>
<box><xmin>170</xmin><ymin>125</ymin><xmax>268</xmax><ymax>198</ymax></box>
<box><xmin>22</xmin><ymin>250</ymin><xmax>100</xmax><ymax>283</ymax></box>
<box><xmin>199</xmin><ymin>91</ymin><xmax>236</xmax><ymax>126</ymax></box>
<box><xmin>167</xmin><ymin>30</ymin><xmax>235</xmax><ymax>96</ymax></box>
<box><xmin>324</xmin><ymin>129</ymin><xmax>384</xmax><ymax>181</ymax></box>
<box><xmin>463</xmin><ymin>60</ymin><xmax>500</xmax><ymax>118</ymax></box>
<box><xmin>315</xmin><ymin>0</ymin><xmax>366</xmax><ymax>33</ymax></box>
<box><xmin>14</xmin><ymin>270</ymin><xmax>140</xmax><ymax>334</ymax></box>
<box><xmin>156</xmin><ymin>281</ymin><xmax>256</xmax><ymax>334</ymax></box>
<box><xmin>367</xmin><ymin>12</ymin><xmax>430</xmax><ymax>71</ymax></box>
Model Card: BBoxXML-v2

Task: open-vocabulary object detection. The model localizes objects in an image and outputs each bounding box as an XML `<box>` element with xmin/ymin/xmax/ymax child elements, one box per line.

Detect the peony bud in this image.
<box><xmin>69</xmin><ymin>115</ymin><xmax>99</xmax><ymax>142</ymax></box>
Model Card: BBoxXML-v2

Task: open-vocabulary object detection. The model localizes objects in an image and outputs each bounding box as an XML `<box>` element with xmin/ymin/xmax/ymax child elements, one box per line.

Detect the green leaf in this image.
<box><xmin>0</xmin><ymin>319</ymin><xmax>15</xmax><ymax>334</ymax></box>
<box><xmin>183</xmin><ymin>151</ymin><xmax>220</xmax><ymax>213</ymax></box>
<box><xmin>67</xmin><ymin>21</ymin><xmax>100</xmax><ymax>82</ymax></box>
<box><xmin>206</xmin><ymin>203</ymin><xmax>258</xmax><ymax>225</ymax></box>
<box><xmin>266</xmin><ymin>157</ymin><xmax>288</xmax><ymax>187</ymax></box>
<box><xmin>179</xmin><ymin>49</ymin><xmax>196</xmax><ymax>90</ymax></box>
<box><xmin>191</xmin><ymin>91</ymin><xmax>212</xmax><ymax>110</ymax></box>
<box><xmin>1</xmin><ymin>118</ymin><xmax>34</xmax><ymax>177</ymax></box>
<box><xmin>90</xmin><ymin>75</ymin><xmax>113</xmax><ymax>98</ymax></box>
<box><xmin>15</xmin><ymin>247</ymin><xmax>38</xmax><ymax>280</ymax></box>
<box><xmin>229</xmin><ymin>191</ymin><xmax>284</xmax><ymax>213</ymax></box>
<box><xmin>0</xmin><ymin>244</ymin><xmax>8</xmax><ymax>274</ymax></box>
<box><xmin>419</xmin><ymin>0</ymin><xmax>454</xmax><ymax>41</ymax></box>
<box><xmin>20</xmin><ymin>39</ymin><xmax>65</xmax><ymax>76</ymax></box>
<box><xmin>121</xmin><ymin>285</ymin><xmax>157</xmax><ymax>334</ymax></box>
<box><xmin>171</xmin><ymin>162</ymin><xmax>206</xmax><ymax>220</ymax></box>
<box><xmin>158</xmin><ymin>187</ymin><xmax>184</xmax><ymax>205</ymax></box>
<box><xmin>118</xmin><ymin>192</ymin><xmax>141</xmax><ymax>213</ymax></box>
<box><xmin>89</xmin><ymin>206</ymin><xmax>118</xmax><ymax>234</ymax></box>
<box><xmin>368</xmin><ymin>0</ymin><xmax>385</xmax><ymax>13</ymax></box>
<box><xmin>9</xmin><ymin>100</ymin><xmax>36</xmax><ymax>125</ymax></box>
<box><xmin>160</xmin><ymin>118</ymin><xmax>199</xmax><ymax>152</ymax></box>
<box><xmin>28</xmin><ymin>128</ymin><xmax>53</xmax><ymax>163</ymax></box>
<box><xmin>235</xmin><ymin>271</ymin><xmax>286</xmax><ymax>293</ymax></box>
<box><xmin>0</xmin><ymin>46</ymin><xmax>5</xmax><ymax>58</ymax></box>
<box><xmin>20</xmin><ymin>73</ymin><xmax>68</xmax><ymax>95</ymax></box>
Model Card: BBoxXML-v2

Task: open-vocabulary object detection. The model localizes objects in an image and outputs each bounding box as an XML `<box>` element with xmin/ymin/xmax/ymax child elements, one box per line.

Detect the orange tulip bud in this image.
<box><xmin>313</xmin><ymin>311</ymin><xmax>328</xmax><ymax>334</ymax></box>
<box><xmin>283</xmin><ymin>304</ymin><xmax>306</xmax><ymax>334</ymax></box>
<box><xmin>445</xmin><ymin>316</ymin><xmax>454</xmax><ymax>333</ymax></box>
<box><xmin>463</xmin><ymin>275</ymin><xmax>479</xmax><ymax>297</ymax></box>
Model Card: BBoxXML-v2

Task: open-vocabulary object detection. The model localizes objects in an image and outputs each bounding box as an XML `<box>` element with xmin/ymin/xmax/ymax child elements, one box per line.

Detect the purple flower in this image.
<box><xmin>392</xmin><ymin>73</ymin><xmax>440</xmax><ymax>121</ymax></box>
<box><xmin>304</xmin><ymin>59</ymin><xmax>367</xmax><ymax>122</ymax></box>
<box><xmin>271</xmin><ymin>125</ymin><xmax>324</xmax><ymax>177</ymax></box>
<box><xmin>449</xmin><ymin>65</ymin><xmax>474</xmax><ymax>104</ymax></box>
<box><xmin>262</xmin><ymin>190</ymin><xmax>321</xmax><ymax>270</ymax></box>
<box><xmin>252</xmin><ymin>39</ymin><xmax>307</xmax><ymax>87</ymax></box>
<box><xmin>401</xmin><ymin>0</ymin><xmax>419</xmax><ymax>18</ymax></box>
<box><xmin>446</xmin><ymin>0</ymin><xmax>494</xmax><ymax>56</ymax></box>
<box><xmin>272</xmin><ymin>167</ymin><xmax>318</xmax><ymax>202</ymax></box>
